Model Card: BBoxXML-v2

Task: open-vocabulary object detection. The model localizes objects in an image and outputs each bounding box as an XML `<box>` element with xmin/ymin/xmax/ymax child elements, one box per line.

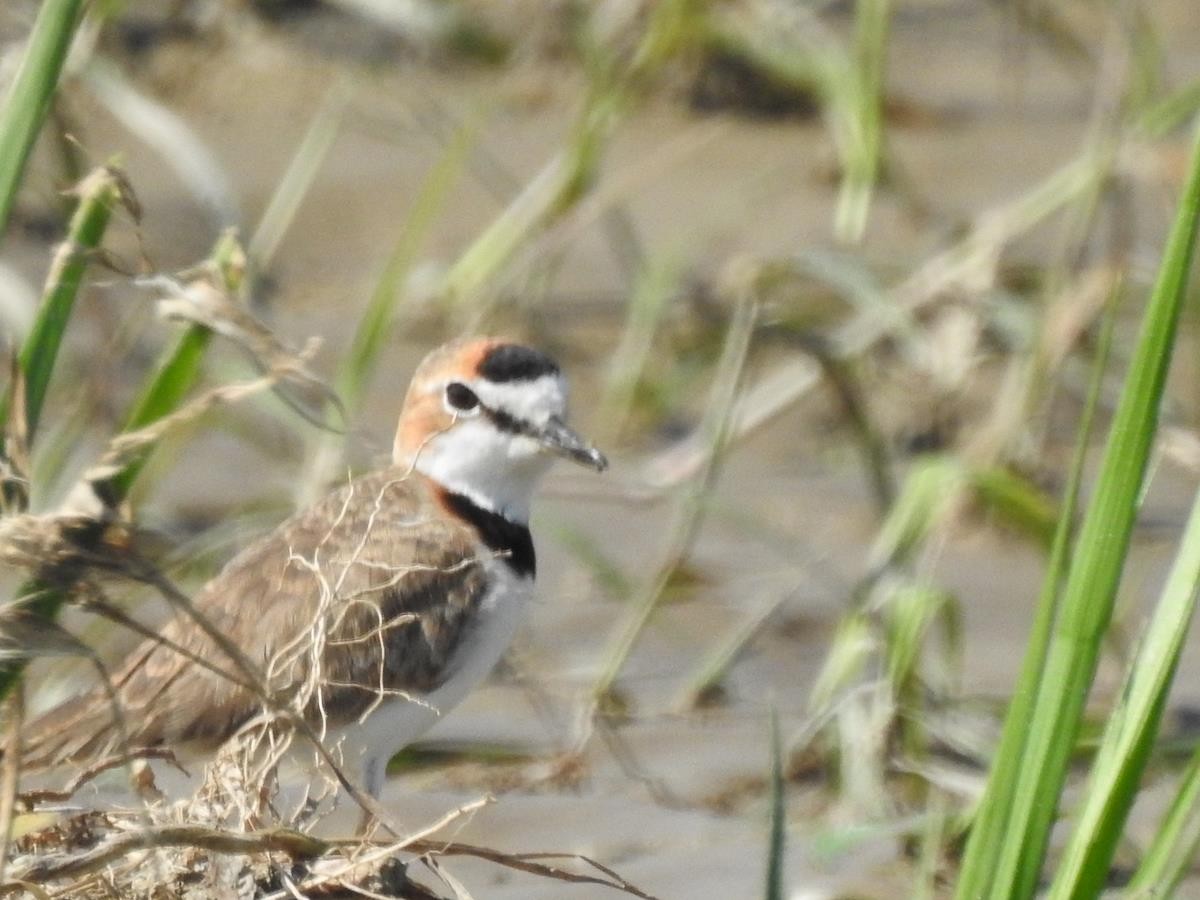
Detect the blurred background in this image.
<box><xmin>3</xmin><ymin>0</ymin><xmax>1200</xmax><ymax>896</ymax></box>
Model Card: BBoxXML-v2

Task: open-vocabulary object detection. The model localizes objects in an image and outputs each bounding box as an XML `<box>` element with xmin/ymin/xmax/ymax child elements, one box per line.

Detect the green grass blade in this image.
<box><xmin>13</xmin><ymin>170</ymin><xmax>122</xmax><ymax>442</ymax></box>
<box><xmin>439</xmin><ymin>145</ymin><xmax>593</xmax><ymax>316</ymax></box>
<box><xmin>106</xmin><ymin>232</ymin><xmax>241</xmax><ymax>499</ymax></box>
<box><xmin>835</xmin><ymin>0</ymin><xmax>890</xmax><ymax>242</ymax></box>
<box><xmin>292</xmin><ymin>128</ymin><xmax>471</xmax><ymax>507</ymax></box>
<box><xmin>337</xmin><ymin>124</ymin><xmax>471</xmax><ymax>410</ymax></box>
<box><xmin>1</xmin><ymin>167</ymin><xmax>123</xmax><ymax>475</ymax></box>
<box><xmin>248</xmin><ymin>82</ymin><xmax>350</xmax><ymax>273</ymax></box>
<box><xmin>809</xmin><ymin>612</ymin><xmax>875</xmax><ymax>711</ymax></box>
<box><xmin>595</xmin><ymin>255</ymin><xmax>678</xmax><ymax>443</ymax></box>
<box><xmin>1126</xmin><ymin>749</ymin><xmax>1200</xmax><ymax>895</ymax></box>
<box><xmin>675</xmin><ymin>589</ymin><xmax>788</xmax><ymax>711</ymax></box>
<box><xmin>969</xmin><ymin>466</ymin><xmax>1058</xmax><ymax>549</ymax></box>
<box><xmin>1137</xmin><ymin>78</ymin><xmax>1200</xmax><ymax>139</ymax></box>
<box><xmin>960</xmin><ymin>123</ymin><xmax>1200</xmax><ymax>900</ymax></box>
<box><xmin>954</xmin><ymin>287</ymin><xmax>1117</xmax><ymax>898</ymax></box>
<box><xmin>0</xmin><ymin>168</ymin><xmax>129</xmax><ymax>704</ymax></box>
<box><xmin>103</xmin><ymin>326</ymin><xmax>212</xmax><ymax>501</ymax></box>
<box><xmin>884</xmin><ymin>583</ymin><xmax>955</xmax><ymax>698</ymax></box>
<box><xmin>0</xmin><ymin>0</ymin><xmax>86</xmax><ymax>239</ymax></box>
<box><xmin>591</xmin><ymin>292</ymin><xmax>758</xmax><ymax>703</ymax></box>
<box><xmin>440</xmin><ymin>0</ymin><xmax>697</xmax><ymax>318</ymax></box>
<box><xmin>1049</xmin><ymin>477</ymin><xmax>1200</xmax><ymax>898</ymax></box>
<box><xmin>864</xmin><ymin>454</ymin><xmax>965</xmax><ymax>575</ymax></box>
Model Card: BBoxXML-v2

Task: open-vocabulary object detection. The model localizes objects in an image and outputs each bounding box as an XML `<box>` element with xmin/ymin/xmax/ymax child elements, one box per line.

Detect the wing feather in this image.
<box><xmin>21</xmin><ymin>469</ymin><xmax>489</xmax><ymax>770</ymax></box>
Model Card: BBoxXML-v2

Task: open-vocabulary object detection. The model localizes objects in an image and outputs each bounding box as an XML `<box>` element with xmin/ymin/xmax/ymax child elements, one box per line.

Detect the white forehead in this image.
<box><xmin>470</xmin><ymin>373</ymin><xmax>568</xmax><ymax>423</ymax></box>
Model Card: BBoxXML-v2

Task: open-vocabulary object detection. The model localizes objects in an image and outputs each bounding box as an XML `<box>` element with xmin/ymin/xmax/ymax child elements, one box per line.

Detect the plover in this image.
<box><xmin>20</xmin><ymin>337</ymin><xmax>607</xmax><ymax>802</ymax></box>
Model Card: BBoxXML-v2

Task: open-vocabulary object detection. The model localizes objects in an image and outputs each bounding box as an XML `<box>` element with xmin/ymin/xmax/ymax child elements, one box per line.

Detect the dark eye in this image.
<box><xmin>445</xmin><ymin>382</ymin><xmax>479</xmax><ymax>412</ymax></box>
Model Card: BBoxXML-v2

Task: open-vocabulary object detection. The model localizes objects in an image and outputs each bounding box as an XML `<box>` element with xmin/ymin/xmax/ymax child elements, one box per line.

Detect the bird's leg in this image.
<box><xmin>354</xmin><ymin>754</ymin><xmax>385</xmax><ymax>835</ymax></box>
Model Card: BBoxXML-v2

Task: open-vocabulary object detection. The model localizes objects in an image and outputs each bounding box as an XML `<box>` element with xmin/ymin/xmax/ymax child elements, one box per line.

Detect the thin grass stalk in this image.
<box><xmin>105</xmin><ymin>326</ymin><xmax>212</xmax><ymax>500</ymax></box>
<box><xmin>106</xmin><ymin>231</ymin><xmax>242</xmax><ymax>499</ymax></box>
<box><xmin>823</xmin><ymin>355</ymin><xmax>895</xmax><ymax>514</ymax></box>
<box><xmin>699</xmin><ymin>4</ymin><xmax>881</xmax><ymax>246</ymax></box>
<box><xmin>36</xmin><ymin>238</ymin><xmax>236</xmax><ymax>502</ymax></box>
<box><xmin>974</xmin><ymin>0</ymin><xmax>1132</xmax><ymax>462</ymax></box>
<box><xmin>834</xmin><ymin>0</ymin><xmax>890</xmax><ymax>243</ymax></box>
<box><xmin>441</xmin><ymin>0</ymin><xmax>698</xmax><ymax>319</ymax></box>
<box><xmin>0</xmin><ymin>235</ymin><xmax>235</xmax><ymax>708</ymax></box>
<box><xmin>28</xmin><ymin>374</ymin><xmax>101</xmax><ymax>502</ymax></box>
<box><xmin>864</xmin><ymin>454</ymin><xmax>966</xmax><ymax>575</ymax></box>
<box><xmin>764</xmin><ymin>707</ymin><xmax>785</xmax><ymax>900</ymax></box>
<box><xmin>293</xmin><ymin>129</ymin><xmax>471</xmax><ymax>508</ymax></box>
<box><xmin>1</xmin><ymin>168</ymin><xmax>122</xmax><ymax>455</ymax></box>
<box><xmin>551</xmin><ymin>522</ymin><xmax>635</xmax><ymax>602</ymax></box>
<box><xmin>1126</xmin><ymin>749</ymin><xmax>1200</xmax><ymax>895</ymax></box>
<box><xmin>248</xmin><ymin>82</ymin><xmax>351</xmax><ymax>273</ymax></box>
<box><xmin>777</xmin><ymin>328</ymin><xmax>895</xmax><ymax>513</ymax></box>
<box><xmin>439</xmin><ymin>109</ymin><xmax>608</xmax><ymax>318</ymax></box>
<box><xmin>960</xmin><ymin>123</ymin><xmax>1200</xmax><ymax>900</ymax></box>
<box><xmin>1137</xmin><ymin>79</ymin><xmax>1200</xmax><ymax>139</ymax></box>
<box><xmin>337</xmin><ymin>126</ymin><xmax>471</xmax><ymax>410</ymax></box>
<box><xmin>674</xmin><ymin>589</ymin><xmax>787</xmax><ymax>711</ymax></box>
<box><xmin>648</xmin><ymin>146</ymin><xmax>1111</xmax><ymax>491</ymax></box>
<box><xmin>0</xmin><ymin>689</ymin><xmax>21</xmax><ymax>881</ymax></box>
<box><xmin>884</xmin><ymin>583</ymin><xmax>956</xmax><ymax>705</ymax></box>
<box><xmin>83</xmin><ymin>61</ymin><xmax>237</xmax><ymax>227</ymax></box>
<box><xmin>48</xmin><ymin>103</ymin><xmax>85</xmax><ymax>201</ymax></box>
<box><xmin>808</xmin><ymin>612</ymin><xmax>874</xmax><ymax>712</ymax></box>
<box><xmin>591</xmin><ymin>292</ymin><xmax>757</xmax><ymax>702</ymax></box>
<box><xmin>1048</xmin><ymin>486</ymin><xmax>1200</xmax><ymax>895</ymax></box>
<box><xmin>0</xmin><ymin>0</ymin><xmax>86</xmax><ymax>240</ymax></box>
<box><xmin>913</xmin><ymin>791</ymin><xmax>948</xmax><ymax>900</ymax></box>
<box><xmin>968</xmin><ymin>465</ymin><xmax>1059</xmax><ymax>549</ymax></box>
<box><xmin>98</xmin><ymin>232</ymin><xmax>243</xmax><ymax>501</ymax></box>
<box><xmin>971</xmin><ymin>170</ymin><xmax>1119</xmax><ymax>464</ymax></box>
<box><xmin>594</xmin><ymin>256</ymin><xmax>677</xmax><ymax>443</ymax></box>
<box><xmin>954</xmin><ymin>281</ymin><xmax>1119</xmax><ymax>894</ymax></box>
<box><xmin>6</xmin><ymin>814</ymin><xmax>655</xmax><ymax>898</ymax></box>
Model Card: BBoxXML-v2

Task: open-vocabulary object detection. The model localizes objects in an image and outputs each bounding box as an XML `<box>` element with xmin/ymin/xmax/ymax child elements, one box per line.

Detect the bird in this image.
<box><xmin>18</xmin><ymin>337</ymin><xmax>607</xmax><ymax>805</ymax></box>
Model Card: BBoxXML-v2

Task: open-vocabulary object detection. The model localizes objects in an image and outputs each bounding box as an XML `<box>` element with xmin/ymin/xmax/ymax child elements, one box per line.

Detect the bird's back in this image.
<box><xmin>21</xmin><ymin>468</ymin><xmax>492</xmax><ymax>773</ymax></box>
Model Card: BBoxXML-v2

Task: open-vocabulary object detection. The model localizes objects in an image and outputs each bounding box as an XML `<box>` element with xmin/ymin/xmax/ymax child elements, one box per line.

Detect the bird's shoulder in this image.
<box><xmin>119</xmin><ymin>469</ymin><xmax>493</xmax><ymax>742</ymax></box>
<box><xmin>188</xmin><ymin>468</ymin><xmax>486</xmax><ymax>623</ymax></box>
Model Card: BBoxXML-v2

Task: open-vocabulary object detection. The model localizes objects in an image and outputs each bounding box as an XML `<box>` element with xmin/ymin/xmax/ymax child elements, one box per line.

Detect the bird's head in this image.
<box><xmin>394</xmin><ymin>338</ymin><xmax>607</xmax><ymax>522</ymax></box>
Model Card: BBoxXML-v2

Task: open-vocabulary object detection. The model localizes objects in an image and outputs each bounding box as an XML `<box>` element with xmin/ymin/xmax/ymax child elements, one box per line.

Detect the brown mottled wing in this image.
<box><xmin>21</xmin><ymin>469</ymin><xmax>489</xmax><ymax>770</ymax></box>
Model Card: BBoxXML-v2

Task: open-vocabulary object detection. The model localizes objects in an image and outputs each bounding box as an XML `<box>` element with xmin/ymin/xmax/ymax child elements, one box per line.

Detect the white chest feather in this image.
<box><xmin>320</xmin><ymin>560</ymin><xmax>532</xmax><ymax>781</ymax></box>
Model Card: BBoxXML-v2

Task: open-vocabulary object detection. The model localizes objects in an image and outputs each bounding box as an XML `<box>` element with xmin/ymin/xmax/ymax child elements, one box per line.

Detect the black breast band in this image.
<box><xmin>440</xmin><ymin>490</ymin><xmax>536</xmax><ymax>578</ymax></box>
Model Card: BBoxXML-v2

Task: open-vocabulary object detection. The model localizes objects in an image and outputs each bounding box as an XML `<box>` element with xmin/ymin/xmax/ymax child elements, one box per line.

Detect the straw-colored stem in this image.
<box><xmin>591</xmin><ymin>291</ymin><xmax>757</xmax><ymax>702</ymax></box>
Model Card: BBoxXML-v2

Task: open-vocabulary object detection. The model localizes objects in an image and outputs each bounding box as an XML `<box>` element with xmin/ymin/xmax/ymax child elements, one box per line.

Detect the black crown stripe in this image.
<box><xmin>478</xmin><ymin>344</ymin><xmax>560</xmax><ymax>383</ymax></box>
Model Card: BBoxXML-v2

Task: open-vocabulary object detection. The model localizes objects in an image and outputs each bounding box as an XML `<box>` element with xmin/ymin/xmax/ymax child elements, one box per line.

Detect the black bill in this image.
<box><xmin>535</xmin><ymin>415</ymin><xmax>608</xmax><ymax>471</ymax></box>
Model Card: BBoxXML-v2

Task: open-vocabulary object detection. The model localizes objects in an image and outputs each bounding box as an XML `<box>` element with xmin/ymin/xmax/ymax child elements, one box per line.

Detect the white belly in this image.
<box><xmin>306</xmin><ymin>563</ymin><xmax>532</xmax><ymax>790</ymax></box>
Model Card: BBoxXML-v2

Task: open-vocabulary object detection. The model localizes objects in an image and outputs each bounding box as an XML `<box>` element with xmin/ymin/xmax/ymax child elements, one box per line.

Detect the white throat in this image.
<box><xmin>412</xmin><ymin>418</ymin><xmax>551</xmax><ymax>523</ymax></box>
<box><xmin>404</xmin><ymin>373</ymin><xmax>569</xmax><ymax>523</ymax></box>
